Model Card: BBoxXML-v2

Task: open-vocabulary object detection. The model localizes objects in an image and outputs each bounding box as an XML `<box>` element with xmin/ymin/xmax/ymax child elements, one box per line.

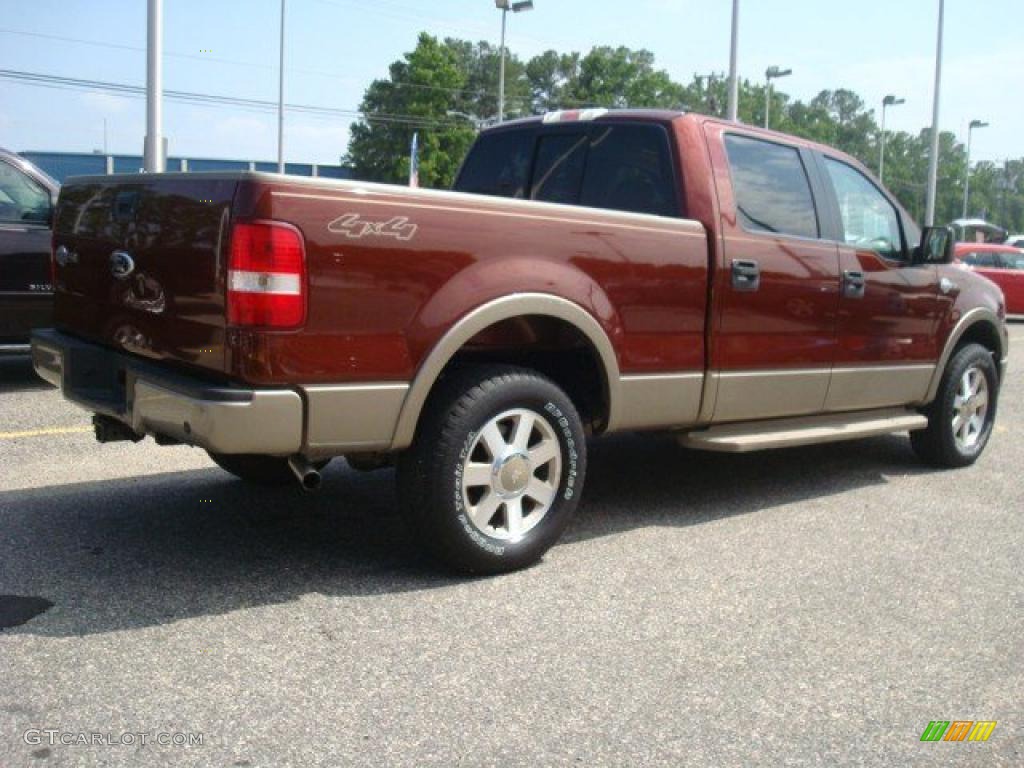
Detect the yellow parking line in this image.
<box><xmin>0</xmin><ymin>426</ymin><xmax>92</xmax><ymax>440</ymax></box>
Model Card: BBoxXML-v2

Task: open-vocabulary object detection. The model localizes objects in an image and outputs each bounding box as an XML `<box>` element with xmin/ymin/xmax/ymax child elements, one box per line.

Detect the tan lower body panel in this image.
<box><xmin>712</xmin><ymin>368</ymin><xmax>831</xmax><ymax>423</ymax></box>
<box><xmin>132</xmin><ymin>380</ymin><xmax>304</xmax><ymax>455</ymax></box>
<box><xmin>825</xmin><ymin>364</ymin><xmax>935</xmax><ymax>411</ymax></box>
<box><xmin>302</xmin><ymin>382</ymin><xmax>410</xmax><ymax>456</ymax></box>
<box><xmin>678</xmin><ymin>407</ymin><xmax>928</xmax><ymax>453</ymax></box>
<box><xmin>709</xmin><ymin>364</ymin><xmax>937</xmax><ymax>424</ymax></box>
<box><xmin>612</xmin><ymin>373</ymin><xmax>704</xmax><ymax>430</ymax></box>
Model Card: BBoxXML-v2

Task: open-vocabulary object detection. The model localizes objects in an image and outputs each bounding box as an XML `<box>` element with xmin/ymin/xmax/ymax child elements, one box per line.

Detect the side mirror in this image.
<box><xmin>915</xmin><ymin>225</ymin><xmax>955</xmax><ymax>264</ymax></box>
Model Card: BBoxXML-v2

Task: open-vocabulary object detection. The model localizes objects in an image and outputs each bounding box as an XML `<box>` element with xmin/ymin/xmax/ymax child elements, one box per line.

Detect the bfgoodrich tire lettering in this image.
<box><xmin>911</xmin><ymin>343</ymin><xmax>999</xmax><ymax>468</ymax></box>
<box><xmin>397</xmin><ymin>365</ymin><xmax>587</xmax><ymax>574</ymax></box>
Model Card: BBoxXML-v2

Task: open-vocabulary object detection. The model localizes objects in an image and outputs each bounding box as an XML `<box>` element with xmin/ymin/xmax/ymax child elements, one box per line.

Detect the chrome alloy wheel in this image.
<box><xmin>952</xmin><ymin>365</ymin><xmax>989</xmax><ymax>451</ymax></box>
<box><xmin>460</xmin><ymin>408</ymin><xmax>563</xmax><ymax>542</ymax></box>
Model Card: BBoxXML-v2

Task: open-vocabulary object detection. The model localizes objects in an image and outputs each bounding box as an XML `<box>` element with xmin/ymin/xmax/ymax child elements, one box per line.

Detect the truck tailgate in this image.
<box><xmin>52</xmin><ymin>175</ymin><xmax>236</xmax><ymax>377</ymax></box>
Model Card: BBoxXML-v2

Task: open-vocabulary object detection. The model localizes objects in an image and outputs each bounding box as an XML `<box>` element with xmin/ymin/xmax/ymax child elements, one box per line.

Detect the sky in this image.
<box><xmin>0</xmin><ymin>0</ymin><xmax>1020</xmax><ymax>166</ymax></box>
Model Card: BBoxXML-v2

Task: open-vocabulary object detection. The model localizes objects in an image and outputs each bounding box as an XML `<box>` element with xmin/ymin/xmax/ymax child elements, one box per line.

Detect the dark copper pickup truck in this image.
<box><xmin>34</xmin><ymin>110</ymin><xmax>1009</xmax><ymax>572</ymax></box>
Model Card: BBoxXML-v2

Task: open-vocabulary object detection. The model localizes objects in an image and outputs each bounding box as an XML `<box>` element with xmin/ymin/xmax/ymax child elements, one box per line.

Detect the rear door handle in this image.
<box><xmin>731</xmin><ymin>259</ymin><xmax>760</xmax><ymax>292</ymax></box>
<box><xmin>843</xmin><ymin>270</ymin><xmax>865</xmax><ymax>299</ymax></box>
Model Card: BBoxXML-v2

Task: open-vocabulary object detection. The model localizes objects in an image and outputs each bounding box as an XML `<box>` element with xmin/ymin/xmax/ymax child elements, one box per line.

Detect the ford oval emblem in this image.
<box><xmin>110</xmin><ymin>250</ymin><xmax>136</xmax><ymax>280</ymax></box>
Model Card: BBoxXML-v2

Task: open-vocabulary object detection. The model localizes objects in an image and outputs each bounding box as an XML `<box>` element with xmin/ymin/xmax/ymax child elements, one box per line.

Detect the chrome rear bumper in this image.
<box><xmin>32</xmin><ymin>329</ymin><xmax>303</xmax><ymax>455</ymax></box>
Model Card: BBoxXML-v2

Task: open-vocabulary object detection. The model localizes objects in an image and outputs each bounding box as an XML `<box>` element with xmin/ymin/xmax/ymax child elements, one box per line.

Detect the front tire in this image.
<box><xmin>397</xmin><ymin>365</ymin><xmax>587</xmax><ymax>574</ymax></box>
<box><xmin>911</xmin><ymin>342</ymin><xmax>998</xmax><ymax>467</ymax></box>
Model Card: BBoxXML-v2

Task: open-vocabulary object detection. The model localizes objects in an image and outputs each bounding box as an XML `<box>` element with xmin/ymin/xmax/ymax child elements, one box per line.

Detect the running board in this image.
<box><xmin>678</xmin><ymin>408</ymin><xmax>928</xmax><ymax>453</ymax></box>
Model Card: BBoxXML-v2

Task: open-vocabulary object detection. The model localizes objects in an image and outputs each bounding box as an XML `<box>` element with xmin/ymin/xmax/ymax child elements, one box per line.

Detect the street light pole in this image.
<box><xmin>963</xmin><ymin>119</ymin><xmax>989</xmax><ymax>217</ymax></box>
<box><xmin>924</xmin><ymin>0</ymin><xmax>945</xmax><ymax>226</ymax></box>
<box><xmin>879</xmin><ymin>94</ymin><xmax>904</xmax><ymax>184</ymax></box>
<box><xmin>495</xmin><ymin>1</ymin><xmax>533</xmax><ymax>124</ymax></box>
<box><xmin>143</xmin><ymin>0</ymin><xmax>164</xmax><ymax>173</ymax></box>
<box><xmin>498</xmin><ymin>6</ymin><xmax>507</xmax><ymax>124</ymax></box>
<box><xmin>764</xmin><ymin>66</ymin><xmax>791</xmax><ymax>129</ymax></box>
<box><xmin>277</xmin><ymin>0</ymin><xmax>286</xmax><ymax>174</ymax></box>
<box><xmin>727</xmin><ymin>0</ymin><xmax>740</xmax><ymax>122</ymax></box>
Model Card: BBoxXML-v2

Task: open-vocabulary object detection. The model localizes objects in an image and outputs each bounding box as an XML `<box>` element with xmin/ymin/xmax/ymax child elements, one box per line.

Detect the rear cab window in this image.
<box><xmin>454</xmin><ymin>122</ymin><xmax>680</xmax><ymax>218</ymax></box>
<box><xmin>455</xmin><ymin>130</ymin><xmax>533</xmax><ymax>199</ymax></box>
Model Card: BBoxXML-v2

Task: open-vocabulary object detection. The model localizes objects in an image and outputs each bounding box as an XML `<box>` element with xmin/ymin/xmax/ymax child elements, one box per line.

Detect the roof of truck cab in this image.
<box><xmin>485</xmin><ymin>109</ymin><xmax>860</xmax><ymax>160</ymax></box>
<box><xmin>486</xmin><ymin>109</ymin><xmax>685</xmax><ymax>131</ymax></box>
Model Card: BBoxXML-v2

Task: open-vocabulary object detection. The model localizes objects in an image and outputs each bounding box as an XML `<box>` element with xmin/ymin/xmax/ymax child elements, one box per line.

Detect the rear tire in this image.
<box><xmin>397</xmin><ymin>365</ymin><xmax>587</xmax><ymax>574</ymax></box>
<box><xmin>208</xmin><ymin>453</ymin><xmax>330</xmax><ymax>486</ymax></box>
<box><xmin>910</xmin><ymin>342</ymin><xmax>998</xmax><ymax>468</ymax></box>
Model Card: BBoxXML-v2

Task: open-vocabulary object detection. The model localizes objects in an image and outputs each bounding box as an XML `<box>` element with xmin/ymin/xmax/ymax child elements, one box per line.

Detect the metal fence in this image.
<box><xmin>18</xmin><ymin>151</ymin><xmax>354</xmax><ymax>184</ymax></box>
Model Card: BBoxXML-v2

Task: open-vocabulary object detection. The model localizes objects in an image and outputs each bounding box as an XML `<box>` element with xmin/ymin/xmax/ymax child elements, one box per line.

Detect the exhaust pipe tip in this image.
<box><xmin>287</xmin><ymin>455</ymin><xmax>322</xmax><ymax>492</ymax></box>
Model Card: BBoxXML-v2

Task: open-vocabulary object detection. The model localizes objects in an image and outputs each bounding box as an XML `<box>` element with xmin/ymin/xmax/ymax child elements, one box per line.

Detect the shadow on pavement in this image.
<box><xmin>0</xmin><ymin>432</ymin><xmax>937</xmax><ymax>637</ymax></box>
<box><xmin>0</xmin><ymin>356</ymin><xmax>50</xmax><ymax>394</ymax></box>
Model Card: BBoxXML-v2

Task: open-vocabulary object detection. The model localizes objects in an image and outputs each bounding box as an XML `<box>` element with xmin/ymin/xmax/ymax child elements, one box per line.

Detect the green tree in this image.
<box><xmin>525</xmin><ymin>50</ymin><xmax>581</xmax><ymax>113</ymax></box>
<box><xmin>569</xmin><ymin>46</ymin><xmax>686</xmax><ymax>109</ymax></box>
<box><xmin>445</xmin><ymin>38</ymin><xmax>530</xmax><ymax>122</ymax></box>
<box><xmin>345</xmin><ymin>33</ymin><xmax>476</xmax><ymax>188</ymax></box>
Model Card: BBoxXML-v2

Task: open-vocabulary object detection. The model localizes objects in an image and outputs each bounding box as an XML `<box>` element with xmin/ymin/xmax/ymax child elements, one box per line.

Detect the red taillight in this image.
<box><xmin>227</xmin><ymin>220</ymin><xmax>306</xmax><ymax>328</ymax></box>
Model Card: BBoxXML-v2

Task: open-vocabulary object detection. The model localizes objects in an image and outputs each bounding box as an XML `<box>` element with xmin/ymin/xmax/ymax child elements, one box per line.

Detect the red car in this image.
<box><xmin>956</xmin><ymin>243</ymin><xmax>1024</xmax><ymax>318</ymax></box>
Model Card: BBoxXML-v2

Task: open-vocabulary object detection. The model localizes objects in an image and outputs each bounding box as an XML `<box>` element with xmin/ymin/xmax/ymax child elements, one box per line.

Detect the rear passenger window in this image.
<box><xmin>580</xmin><ymin>125</ymin><xmax>677</xmax><ymax>217</ymax></box>
<box><xmin>725</xmin><ymin>134</ymin><xmax>819</xmax><ymax>239</ymax></box>
<box><xmin>531</xmin><ymin>133</ymin><xmax>588</xmax><ymax>205</ymax></box>
<box><xmin>455</xmin><ymin>130</ymin><xmax>533</xmax><ymax>198</ymax></box>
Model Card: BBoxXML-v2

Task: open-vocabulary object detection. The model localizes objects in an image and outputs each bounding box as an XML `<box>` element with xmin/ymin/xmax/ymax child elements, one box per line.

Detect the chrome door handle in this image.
<box><xmin>940</xmin><ymin>277</ymin><xmax>958</xmax><ymax>295</ymax></box>
<box><xmin>731</xmin><ymin>259</ymin><xmax>760</xmax><ymax>292</ymax></box>
<box><xmin>843</xmin><ymin>270</ymin><xmax>865</xmax><ymax>299</ymax></box>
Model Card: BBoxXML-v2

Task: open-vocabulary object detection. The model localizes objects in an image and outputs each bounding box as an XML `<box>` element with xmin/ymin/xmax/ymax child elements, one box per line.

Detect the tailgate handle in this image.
<box><xmin>843</xmin><ymin>270</ymin><xmax>866</xmax><ymax>299</ymax></box>
<box><xmin>731</xmin><ymin>259</ymin><xmax>760</xmax><ymax>292</ymax></box>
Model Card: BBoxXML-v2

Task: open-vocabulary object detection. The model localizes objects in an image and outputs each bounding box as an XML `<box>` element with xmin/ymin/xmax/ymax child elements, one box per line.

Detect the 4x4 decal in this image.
<box><xmin>328</xmin><ymin>213</ymin><xmax>418</xmax><ymax>242</ymax></box>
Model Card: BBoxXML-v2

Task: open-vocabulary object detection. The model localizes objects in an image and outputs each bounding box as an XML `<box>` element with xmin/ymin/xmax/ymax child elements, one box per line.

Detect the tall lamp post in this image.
<box><xmin>764</xmin><ymin>66</ymin><xmax>791</xmax><ymax>129</ymax></box>
<box><xmin>924</xmin><ymin>0</ymin><xmax>945</xmax><ymax>226</ymax></box>
<box><xmin>878</xmin><ymin>94</ymin><xmax>904</xmax><ymax>184</ymax></box>
<box><xmin>726</xmin><ymin>0</ymin><xmax>740</xmax><ymax>121</ymax></box>
<box><xmin>962</xmin><ymin>119</ymin><xmax>989</xmax><ymax>217</ymax></box>
<box><xmin>143</xmin><ymin>0</ymin><xmax>165</xmax><ymax>173</ymax></box>
<box><xmin>495</xmin><ymin>0</ymin><xmax>533</xmax><ymax>124</ymax></box>
<box><xmin>277</xmin><ymin>0</ymin><xmax>286</xmax><ymax>174</ymax></box>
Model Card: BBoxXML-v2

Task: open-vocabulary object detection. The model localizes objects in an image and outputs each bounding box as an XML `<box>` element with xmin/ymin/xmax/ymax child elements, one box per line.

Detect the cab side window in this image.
<box><xmin>824</xmin><ymin>157</ymin><xmax>903</xmax><ymax>260</ymax></box>
<box><xmin>724</xmin><ymin>134</ymin><xmax>819</xmax><ymax>239</ymax></box>
<box><xmin>0</xmin><ymin>161</ymin><xmax>52</xmax><ymax>225</ymax></box>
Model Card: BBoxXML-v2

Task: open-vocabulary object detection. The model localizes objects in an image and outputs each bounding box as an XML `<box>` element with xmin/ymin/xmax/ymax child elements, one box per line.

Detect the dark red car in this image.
<box><xmin>956</xmin><ymin>243</ymin><xmax>1024</xmax><ymax>318</ymax></box>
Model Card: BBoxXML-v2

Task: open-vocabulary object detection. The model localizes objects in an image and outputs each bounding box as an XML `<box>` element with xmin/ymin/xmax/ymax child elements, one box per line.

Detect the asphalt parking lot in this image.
<box><xmin>1</xmin><ymin>327</ymin><xmax>1022</xmax><ymax>767</ymax></box>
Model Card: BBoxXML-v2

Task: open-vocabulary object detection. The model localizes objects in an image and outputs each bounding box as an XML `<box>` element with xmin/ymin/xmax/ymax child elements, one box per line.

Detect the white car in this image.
<box><xmin>1004</xmin><ymin>234</ymin><xmax>1024</xmax><ymax>248</ymax></box>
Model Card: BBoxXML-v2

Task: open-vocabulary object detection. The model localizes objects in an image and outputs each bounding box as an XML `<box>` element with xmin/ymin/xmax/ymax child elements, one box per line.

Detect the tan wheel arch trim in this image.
<box><xmin>924</xmin><ymin>307</ymin><xmax>1006</xmax><ymax>403</ymax></box>
<box><xmin>390</xmin><ymin>293</ymin><xmax>621</xmax><ymax>450</ymax></box>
